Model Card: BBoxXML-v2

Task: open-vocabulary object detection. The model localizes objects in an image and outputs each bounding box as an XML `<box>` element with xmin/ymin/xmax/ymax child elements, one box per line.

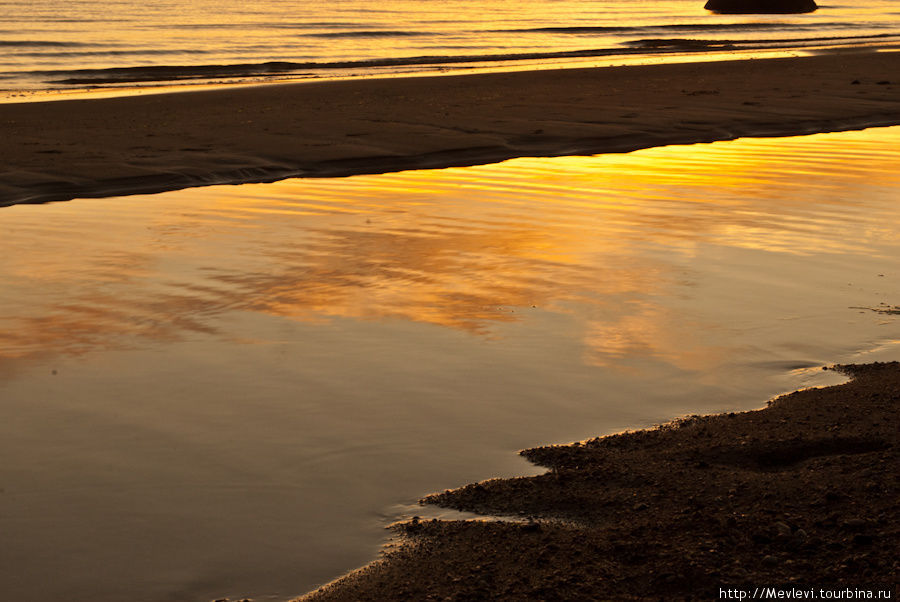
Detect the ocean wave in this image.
<box><xmin>36</xmin><ymin>50</ymin><xmax>661</xmax><ymax>85</ymax></box>
<box><xmin>18</xmin><ymin>49</ymin><xmax>215</xmax><ymax>58</ymax></box>
<box><xmin>626</xmin><ymin>32</ymin><xmax>898</xmax><ymax>50</ymax></box>
<box><xmin>502</xmin><ymin>21</ymin><xmax>857</xmax><ymax>34</ymax></box>
<box><xmin>303</xmin><ymin>30</ymin><xmax>432</xmax><ymax>38</ymax></box>
<box><xmin>39</xmin><ymin>62</ymin><xmax>311</xmax><ymax>84</ymax></box>
<box><xmin>0</xmin><ymin>40</ymin><xmax>92</xmax><ymax>47</ymax></box>
<box><xmin>35</xmin><ymin>52</ymin><xmax>634</xmax><ymax>85</ymax></box>
<box><xmin>166</xmin><ymin>21</ymin><xmax>375</xmax><ymax>30</ymax></box>
<box><xmin>0</xmin><ymin>17</ymin><xmax>130</xmax><ymax>23</ymax></box>
<box><xmin>33</xmin><ymin>32</ymin><xmax>900</xmax><ymax>86</ymax></box>
<box><xmin>625</xmin><ymin>38</ymin><xmax>737</xmax><ymax>50</ymax></box>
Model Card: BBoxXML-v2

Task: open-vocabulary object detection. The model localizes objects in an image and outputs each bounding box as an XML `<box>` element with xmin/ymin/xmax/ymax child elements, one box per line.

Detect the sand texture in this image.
<box><xmin>1</xmin><ymin>52</ymin><xmax>899</xmax><ymax>206</ymax></box>
<box><xmin>301</xmin><ymin>362</ymin><xmax>899</xmax><ymax>600</ymax></box>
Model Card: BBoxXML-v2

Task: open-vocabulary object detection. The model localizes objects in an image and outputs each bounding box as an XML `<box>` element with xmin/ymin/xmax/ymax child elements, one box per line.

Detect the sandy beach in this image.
<box><xmin>1</xmin><ymin>51</ymin><xmax>899</xmax><ymax>206</ymax></box>
<box><xmin>302</xmin><ymin>362</ymin><xmax>899</xmax><ymax>600</ymax></box>
<box><xmin>3</xmin><ymin>47</ymin><xmax>899</xmax><ymax>601</ymax></box>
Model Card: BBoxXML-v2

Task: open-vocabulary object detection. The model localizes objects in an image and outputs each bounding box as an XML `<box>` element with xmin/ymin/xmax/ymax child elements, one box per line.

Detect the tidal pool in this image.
<box><xmin>1</xmin><ymin>127</ymin><xmax>899</xmax><ymax>601</ymax></box>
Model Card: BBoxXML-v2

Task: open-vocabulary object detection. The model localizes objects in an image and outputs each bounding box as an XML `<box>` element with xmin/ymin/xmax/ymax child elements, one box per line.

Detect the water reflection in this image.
<box><xmin>2</xmin><ymin>128</ymin><xmax>898</xmax><ymax>370</ymax></box>
<box><xmin>1</xmin><ymin>127</ymin><xmax>899</xmax><ymax>601</ymax></box>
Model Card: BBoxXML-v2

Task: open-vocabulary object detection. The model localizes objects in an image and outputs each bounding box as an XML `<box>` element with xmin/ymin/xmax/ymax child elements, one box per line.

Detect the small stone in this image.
<box><xmin>774</xmin><ymin>521</ymin><xmax>792</xmax><ymax>538</ymax></box>
<box><xmin>752</xmin><ymin>533</ymin><xmax>772</xmax><ymax>545</ymax></box>
<box><xmin>843</xmin><ymin>518</ymin><xmax>868</xmax><ymax>530</ymax></box>
<box><xmin>762</xmin><ymin>555</ymin><xmax>779</xmax><ymax>567</ymax></box>
<box><xmin>522</xmin><ymin>521</ymin><xmax>541</xmax><ymax>532</ymax></box>
<box><xmin>853</xmin><ymin>534</ymin><xmax>874</xmax><ymax>546</ymax></box>
<box><xmin>795</xmin><ymin>529</ymin><xmax>808</xmax><ymax>540</ymax></box>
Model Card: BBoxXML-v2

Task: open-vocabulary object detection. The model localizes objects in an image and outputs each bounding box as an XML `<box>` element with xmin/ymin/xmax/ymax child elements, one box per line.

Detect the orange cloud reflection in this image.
<box><xmin>1</xmin><ymin>128</ymin><xmax>899</xmax><ymax>375</ymax></box>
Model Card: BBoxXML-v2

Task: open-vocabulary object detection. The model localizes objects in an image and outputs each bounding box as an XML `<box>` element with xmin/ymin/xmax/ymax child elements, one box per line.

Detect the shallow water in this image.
<box><xmin>1</xmin><ymin>127</ymin><xmax>900</xmax><ymax>601</ymax></box>
<box><xmin>1</xmin><ymin>0</ymin><xmax>899</xmax><ymax>94</ymax></box>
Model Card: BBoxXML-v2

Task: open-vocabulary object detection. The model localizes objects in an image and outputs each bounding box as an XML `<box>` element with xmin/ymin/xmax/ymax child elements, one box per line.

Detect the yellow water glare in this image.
<box><xmin>1</xmin><ymin>127</ymin><xmax>899</xmax><ymax>371</ymax></box>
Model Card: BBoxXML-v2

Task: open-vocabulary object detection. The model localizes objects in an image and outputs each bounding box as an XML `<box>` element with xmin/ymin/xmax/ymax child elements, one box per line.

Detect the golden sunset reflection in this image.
<box><xmin>2</xmin><ymin>127</ymin><xmax>900</xmax><ymax>602</ymax></box>
<box><xmin>1</xmin><ymin>128</ymin><xmax>899</xmax><ymax>373</ymax></box>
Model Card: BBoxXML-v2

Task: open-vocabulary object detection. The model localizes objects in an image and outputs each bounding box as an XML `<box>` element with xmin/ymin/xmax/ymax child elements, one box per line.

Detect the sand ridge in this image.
<box><xmin>1</xmin><ymin>51</ymin><xmax>899</xmax><ymax>206</ymax></box>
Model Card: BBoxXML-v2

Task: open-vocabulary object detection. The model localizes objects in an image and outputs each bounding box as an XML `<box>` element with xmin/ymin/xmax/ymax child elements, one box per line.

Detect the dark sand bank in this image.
<box><xmin>302</xmin><ymin>363</ymin><xmax>898</xmax><ymax>600</ymax></box>
<box><xmin>2</xmin><ymin>51</ymin><xmax>900</xmax><ymax>206</ymax></box>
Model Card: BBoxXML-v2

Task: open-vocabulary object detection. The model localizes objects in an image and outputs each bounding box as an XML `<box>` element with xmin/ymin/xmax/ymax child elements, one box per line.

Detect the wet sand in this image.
<box><xmin>1</xmin><ymin>51</ymin><xmax>899</xmax><ymax>206</ymax></box>
<box><xmin>302</xmin><ymin>362</ymin><xmax>899</xmax><ymax>600</ymax></box>
<box><xmin>4</xmin><ymin>50</ymin><xmax>898</xmax><ymax>600</ymax></box>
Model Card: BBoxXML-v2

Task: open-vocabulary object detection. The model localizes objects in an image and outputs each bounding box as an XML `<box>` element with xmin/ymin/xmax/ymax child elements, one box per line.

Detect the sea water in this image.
<box><xmin>1</xmin><ymin>0</ymin><xmax>899</xmax><ymax>96</ymax></box>
<box><xmin>1</xmin><ymin>127</ymin><xmax>899</xmax><ymax>600</ymax></box>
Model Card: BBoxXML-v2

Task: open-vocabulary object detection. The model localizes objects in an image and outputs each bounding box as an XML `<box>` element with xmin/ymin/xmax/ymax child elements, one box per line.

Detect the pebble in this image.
<box><xmin>774</xmin><ymin>521</ymin><xmax>792</xmax><ymax>538</ymax></box>
<box><xmin>843</xmin><ymin>518</ymin><xmax>868</xmax><ymax>530</ymax></box>
<box><xmin>853</xmin><ymin>534</ymin><xmax>875</xmax><ymax>546</ymax></box>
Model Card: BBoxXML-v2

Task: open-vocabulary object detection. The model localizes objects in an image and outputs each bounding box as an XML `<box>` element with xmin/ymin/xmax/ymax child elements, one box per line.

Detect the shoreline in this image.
<box><xmin>4</xmin><ymin>46</ymin><xmax>898</xmax><ymax>601</ymax></box>
<box><xmin>300</xmin><ymin>362</ymin><xmax>899</xmax><ymax>600</ymax></box>
<box><xmin>1</xmin><ymin>51</ymin><xmax>899</xmax><ymax>206</ymax></box>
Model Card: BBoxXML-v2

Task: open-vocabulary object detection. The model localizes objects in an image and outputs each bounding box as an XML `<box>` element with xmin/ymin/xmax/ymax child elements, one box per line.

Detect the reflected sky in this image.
<box><xmin>1</xmin><ymin>127</ymin><xmax>899</xmax><ymax>601</ymax></box>
<box><xmin>2</xmin><ymin>128</ymin><xmax>898</xmax><ymax>368</ymax></box>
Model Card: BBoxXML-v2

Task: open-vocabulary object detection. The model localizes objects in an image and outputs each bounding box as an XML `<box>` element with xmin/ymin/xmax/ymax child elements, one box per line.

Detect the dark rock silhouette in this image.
<box><xmin>704</xmin><ymin>0</ymin><xmax>817</xmax><ymax>13</ymax></box>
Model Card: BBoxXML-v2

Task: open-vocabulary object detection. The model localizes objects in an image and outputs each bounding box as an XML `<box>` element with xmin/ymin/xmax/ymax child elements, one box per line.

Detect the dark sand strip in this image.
<box><xmin>302</xmin><ymin>362</ymin><xmax>899</xmax><ymax>600</ymax></box>
<box><xmin>2</xmin><ymin>51</ymin><xmax>899</xmax><ymax>206</ymax></box>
